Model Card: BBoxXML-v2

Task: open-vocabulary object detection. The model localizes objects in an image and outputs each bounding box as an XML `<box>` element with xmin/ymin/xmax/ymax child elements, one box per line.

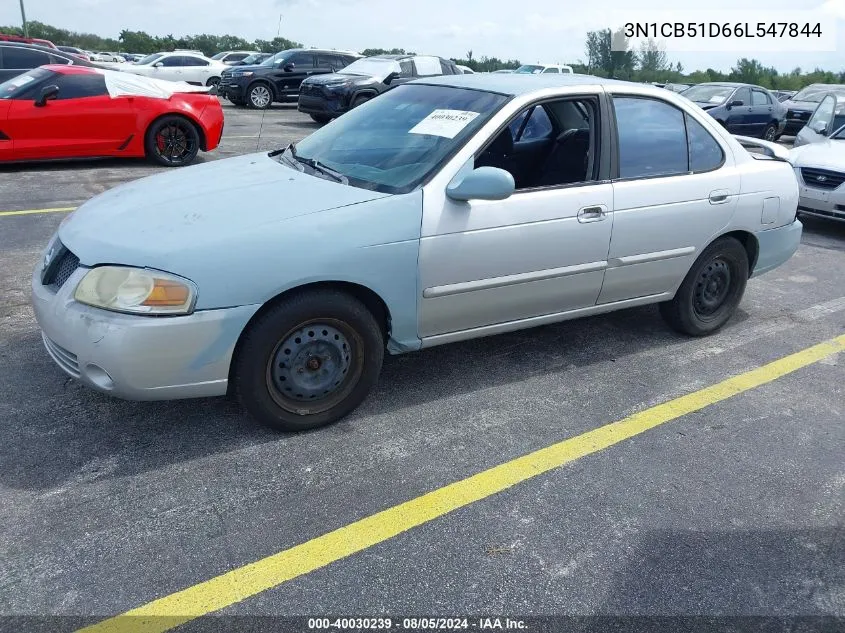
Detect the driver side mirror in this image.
<box><xmin>153</xmin><ymin>61</ymin><xmax>164</xmax><ymax>68</ymax></box>
<box><xmin>283</xmin><ymin>62</ymin><xmax>295</xmax><ymax>72</ymax></box>
<box><xmin>811</xmin><ymin>120</ymin><xmax>829</xmax><ymax>135</ymax></box>
<box><xmin>446</xmin><ymin>167</ymin><xmax>515</xmax><ymax>202</ymax></box>
<box><xmin>727</xmin><ymin>99</ymin><xmax>744</xmax><ymax>109</ymax></box>
<box><xmin>34</xmin><ymin>85</ymin><xmax>59</xmax><ymax>107</ymax></box>
<box><xmin>383</xmin><ymin>71</ymin><xmax>400</xmax><ymax>85</ymax></box>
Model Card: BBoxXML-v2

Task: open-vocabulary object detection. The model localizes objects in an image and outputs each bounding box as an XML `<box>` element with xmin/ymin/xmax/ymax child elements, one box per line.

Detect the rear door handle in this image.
<box><xmin>577</xmin><ymin>205</ymin><xmax>608</xmax><ymax>223</ymax></box>
<box><xmin>709</xmin><ymin>190</ymin><xmax>730</xmax><ymax>204</ymax></box>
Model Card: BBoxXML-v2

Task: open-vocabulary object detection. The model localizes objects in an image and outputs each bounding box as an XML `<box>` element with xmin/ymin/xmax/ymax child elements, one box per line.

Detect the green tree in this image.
<box><xmin>584</xmin><ymin>28</ymin><xmax>635</xmax><ymax>79</ymax></box>
<box><xmin>636</xmin><ymin>38</ymin><xmax>668</xmax><ymax>82</ymax></box>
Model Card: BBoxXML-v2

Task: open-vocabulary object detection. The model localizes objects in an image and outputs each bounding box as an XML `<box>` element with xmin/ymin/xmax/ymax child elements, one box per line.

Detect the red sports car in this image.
<box><xmin>0</xmin><ymin>65</ymin><xmax>224</xmax><ymax>166</ymax></box>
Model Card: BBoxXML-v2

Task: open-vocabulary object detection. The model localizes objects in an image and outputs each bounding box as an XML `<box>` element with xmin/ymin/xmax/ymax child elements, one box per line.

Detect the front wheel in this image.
<box><xmin>659</xmin><ymin>237</ymin><xmax>749</xmax><ymax>336</ymax></box>
<box><xmin>310</xmin><ymin>114</ymin><xmax>332</xmax><ymax>124</ymax></box>
<box><xmin>351</xmin><ymin>94</ymin><xmax>372</xmax><ymax>109</ymax></box>
<box><xmin>247</xmin><ymin>83</ymin><xmax>273</xmax><ymax>109</ymax></box>
<box><xmin>234</xmin><ymin>290</ymin><xmax>385</xmax><ymax>432</ymax></box>
<box><xmin>144</xmin><ymin>115</ymin><xmax>200</xmax><ymax>167</ymax></box>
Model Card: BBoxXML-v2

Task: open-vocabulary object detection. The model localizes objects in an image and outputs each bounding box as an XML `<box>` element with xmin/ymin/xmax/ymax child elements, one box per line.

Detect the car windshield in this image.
<box><xmin>289</xmin><ymin>84</ymin><xmax>508</xmax><ymax>194</ymax></box>
<box><xmin>136</xmin><ymin>53</ymin><xmax>164</xmax><ymax>66</ymax></box>
<box><xmin>0</xmin><ymin>68</ymin><xmax>53</xmax><ymax>99</ymax></box>
<box><xmin>680</xmin><ymin>85</ymin><xmax>735</xmax><ymax>104</ymax></box>
<box><xmin>514</xmin><ymin>65</ymin><xmax>543</xmax><ymax>74</ymax></box>
<box><xmin>341</xmin><ymin>58</ymin><xmax>402</xmax><ymax>79</ymax></box>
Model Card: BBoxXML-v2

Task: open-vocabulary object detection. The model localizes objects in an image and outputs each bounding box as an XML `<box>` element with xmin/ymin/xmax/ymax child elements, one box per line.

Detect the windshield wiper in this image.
<box><xmin>271</xmin><ymin>143</ymin><xmax>347</xmax><ymax>184</ymax></box>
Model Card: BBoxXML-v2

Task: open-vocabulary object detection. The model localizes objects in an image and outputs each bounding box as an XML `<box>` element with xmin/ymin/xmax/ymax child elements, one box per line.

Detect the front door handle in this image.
<box><xmin>577</xmin><ymin>204</ymin><xmax>607</xmax><ymax>223</ymax></box>
<box><xmin>709</xmin><ymin>190</ymin><xmax>731</xmax><ymax>204</ymax></box>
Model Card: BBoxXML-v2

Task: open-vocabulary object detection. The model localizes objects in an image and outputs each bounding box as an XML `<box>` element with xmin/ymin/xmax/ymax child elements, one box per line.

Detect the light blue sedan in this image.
<box><xmin>33</xmin><ymin>74</ymin><xmax>802</xmax><ymax>431</ymax></box>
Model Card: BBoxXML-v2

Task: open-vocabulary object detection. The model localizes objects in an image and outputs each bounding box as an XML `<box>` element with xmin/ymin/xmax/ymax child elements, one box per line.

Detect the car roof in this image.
<box><xmin>411</xmin><ymin>72</ymin><xmax>637</xmax><ymax>95</ymax></box>
<box><xmin>0</xmin><ymin>41</ymin><xmax>95</xmax><ymax>63</ymax></box>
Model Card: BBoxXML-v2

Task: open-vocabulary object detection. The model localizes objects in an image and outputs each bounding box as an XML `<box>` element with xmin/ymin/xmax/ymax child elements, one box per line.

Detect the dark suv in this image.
<box><xmin>0</xmin><ymin>42</ymin><xmax>96</xmax><ymax>82</ymax></box>
<box><xmin>219</xmin><ymin>48</ymin><xmax>361</xmax><ymax>109</ymax></box>
<box><xmin>298</xmin><ymin>54</ymin><xmax>461</xmax><ymax>123</ymax></box>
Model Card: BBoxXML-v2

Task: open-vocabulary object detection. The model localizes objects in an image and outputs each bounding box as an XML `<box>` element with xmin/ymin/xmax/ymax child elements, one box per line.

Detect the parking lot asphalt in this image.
<box><xmin>0</xmin><ymin>103</ymin><xmax>843</xmax><ymax>632</ymax></box>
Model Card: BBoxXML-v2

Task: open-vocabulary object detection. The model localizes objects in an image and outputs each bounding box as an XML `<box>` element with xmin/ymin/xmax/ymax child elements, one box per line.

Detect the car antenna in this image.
<box><xmin>257</xmin><ymin>12</ymin><xmax>283</xmax><ymax>152</ymax></box>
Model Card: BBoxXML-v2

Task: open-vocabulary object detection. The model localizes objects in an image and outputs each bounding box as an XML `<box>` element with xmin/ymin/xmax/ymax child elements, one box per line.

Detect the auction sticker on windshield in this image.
<box><xmin>409</xmin><ymin>109</ymin><xmax>481</xmax><ymax>139</ymax></box>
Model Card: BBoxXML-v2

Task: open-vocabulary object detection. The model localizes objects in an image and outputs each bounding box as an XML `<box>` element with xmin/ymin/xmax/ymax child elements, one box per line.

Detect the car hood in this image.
<box><xmin>59</xmin><ymin>152</ymin><xmax>391</xmax><ymax>268</ymax></box>
<box><xmin>693</xmin><ymin>101</ymin><xmax>721</xmax><ymax>111</ymax></box>
<box><xmin>782</xmin><ymin>100</ymin><xmax>817</xmax><ymax>113</ymax></box>
<box><xmin>789</xmin><ymin>139</ymin><xmax>845</xmax><ymax>170</ymax></box>
<box><xmin>223</xmin><ymin>63</ymin><xmax>266</xmax><ymax>74</ymax></box>
<box><xmin>304</xmin><ymin>72</ymin><xmax>378</xmax><ymax>86</ymax></box>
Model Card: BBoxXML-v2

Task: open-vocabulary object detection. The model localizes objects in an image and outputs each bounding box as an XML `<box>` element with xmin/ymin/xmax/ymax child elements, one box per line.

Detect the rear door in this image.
<box><xmin>9</xmin><ymin>72</ymin><xmax>137</xmax><ymax>159</ymax></box>
<box><xmin>153</xmin><ymin>55</ymin><xmax>185</xmax><ymax>82</ymax></box>
<box><xmin>750</xmin><ymin>88</ymin><xmax>774</xmax><ymax>136</ymax></box>
<box><xmin>601</xmin><ymin>94</ymin><xmax>739</xmax><ymax>304</ymax></box>
<box><xmin>179</xmin><ymin>55</ymin><xmax>213</xmax><ymax>85</ymax></box>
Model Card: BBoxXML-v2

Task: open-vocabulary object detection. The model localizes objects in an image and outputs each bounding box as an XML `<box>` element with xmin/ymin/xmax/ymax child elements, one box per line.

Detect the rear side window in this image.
<box><xmin>48</xmin><ymin>54</ymin><xmax>72</xmax><ymax>65</ymax></box>
<box><xmin>2</xmin><ymin>47</ymin><xmax>52</xmax><ymax>70</ymax></box>
<box><xmin>413</xmin><ymin>56</ymin><xmax>443</xmax><ymax>76</ymax></box>
<box><xmin>542</xmin><ymin>67</ymin><xmax>560</xmax><ymax>73</ymax></box>
<box><xmin>399</xmin><ymin>60</ymin><xmax>414</xmax><ymax>77</ymax></box>
<box><xmin>613</xmin><ymin>97</ymin><xmax>688</xmax><ymax>178</ymax></box>
<box><xmin>288</xmin><ymin>52</ymin><xmax>314</xmax><ymax>68</ymax></box>
<box><xmin>751</xmin><ymin>90</ymin><xmax>770</xmax><ymax>106</ymax></box>
<box><xmin>686</xmin><ymin>114</ymin><xmax>724</xmax><ymax>173</ymax></box>
<box><xmin>54</xmin><ymin>74</ymin><xmax>108</xmax><ymax>99</ymax></box>
<box><xmin>440</xmin><ymin>60</ymin><xmax>455</xmax><ymax>75</ymax></box>
<box><xmin>182</xmin><ymin>56</ymin><xmax>209</xmax><ymax>67</ymax></box>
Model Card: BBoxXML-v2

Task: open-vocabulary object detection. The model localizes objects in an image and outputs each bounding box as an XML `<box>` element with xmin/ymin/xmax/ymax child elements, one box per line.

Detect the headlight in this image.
<box><xmin>233</xmin><ymin>71</ymin><xmax>253</xmax><ymax>77</ymax></box>
<box><xmin>74</xmin><ymin>266</ymin><xmax>197</xmax><ymax>315</ymax></box>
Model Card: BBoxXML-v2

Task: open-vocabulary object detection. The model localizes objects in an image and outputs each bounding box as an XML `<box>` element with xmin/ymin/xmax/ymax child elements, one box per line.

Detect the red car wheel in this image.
<box><xmin>145</xmin><ymin>115</ymin><xmax>201</xmax><ymax>167</ymax></box>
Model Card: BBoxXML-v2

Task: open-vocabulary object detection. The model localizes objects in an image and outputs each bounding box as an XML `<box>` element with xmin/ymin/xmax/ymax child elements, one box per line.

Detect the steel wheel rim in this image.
<box><xmin>266</xmin><ymin>319</ymin><xmax>363</xmax><ymax>414</ymax></box>
<box><xmin>154</xmin><ymin>123</ymin><xmax>195</xmax><ymax>165</ymax></box>
<box><xmin>764</xmin><ymin>126</ymin><xmax>776</xmax><ymax>141</ymax></box>
<box><xmin>251</xmin><ymin>86</ymin><xmax>271</xmax><ymax>108</ymax></box>
<box><xmin>693</xmin><ymin>258</ymin><xmax>732</xmax><ymax>319</ymax></box>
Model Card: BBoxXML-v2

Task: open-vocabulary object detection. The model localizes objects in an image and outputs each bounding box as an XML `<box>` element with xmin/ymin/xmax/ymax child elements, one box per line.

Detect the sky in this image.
<box><xmin>4</xmin><ymin>0</ymin><xmax>845</xmax><ymax>73</ymax></box>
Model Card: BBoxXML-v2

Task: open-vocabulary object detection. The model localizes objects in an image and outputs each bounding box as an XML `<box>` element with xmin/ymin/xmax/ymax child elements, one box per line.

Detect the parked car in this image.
<box><xmin>298</xmin><ymin>54</ymin><xmax>461</xmax><ymax>123</ymax></box>
<box><xmin>780</xmin><ymin>84</ymin><xmax>845</xmax><ymax>137</ymax></box>
<box><xmin>123</xmin><ymin>52</ymin><xmax>227</xmax><ymax>88</ymax></box>
<box><xmin>773</xmin><ymin>90</ymin><xmax>796</xmax><ymax>102</ymax></box>
<box><xmin>219</xmin><ymin>48</ymin><xmax>361</xmax><ymax>109</ymax></box>
<box><xmin>456</xmin><ymin>65</ymin><xmax>474</xmax><ymax>74</ymax></box>
<box><xmin>0</xmin><ymin>42</ymin><xmax>98</xmax><ymax>82</ymax></box>
<box><xmin>792</xmin><ymin>92</ymin><xmax>845</xmax><ymax>148</ymax></box>
<box><xmin>56</xmin><ymin>46</ymin><xmax>91</xmax><ymax>61</ymax></box>
<box><xmin>0</xmin><ymin>65</ymin><xmax>223</xmax><ymax>166</ymax></box>
<box><xmin>492</xmin><ymin>69</ymin><xmax>514</xmax><ymax>74</ymax></box>
<box><xmin>211</xmin><ymin>51</ymin><xmax>260</xmax><ymax>65</ymax></box>
<box><xmin>0</xmin><ymin>33</ymin><xmax>57</xmax><ymax>49</ymax></box>
<box><xmin>228</xmin><ymin>52</ymin><xmax>272</xmax><ymax>67</ymax></box>
<box><xmin>513</xmin><ymin>63</ymin><xmax>573</xmax><ymax>74</ymax></box>
<box><xmin>31</xmin><ymin>74</ymin><xmax>801</xmax><ymax>432</ymax></box>
<box><xmin>681</xmin><ymin>82</ymin><xmax>786</xmax><ymax>140</ymax></box>
<box><xmin>789</xmin><ymin>107</ymin><xmax>845</xmax><ymax>223</ymax></box>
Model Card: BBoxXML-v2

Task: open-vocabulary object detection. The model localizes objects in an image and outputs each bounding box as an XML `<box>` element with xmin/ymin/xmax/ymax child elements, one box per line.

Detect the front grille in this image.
<box><xmin>788</xmin><ymin>109</ymin><xmax>810</xmax><ymax>120</ymax></box>
<box><xmin>300</xmin><ymin>83</ymin><xmax>319</xmax><ymax>95</ymax></box>
<box><xmin>42</xmin><ymin>333</ymin><xmax>80</xmax><ymax>377</ymax></box>
<box><xmin>800</xmin><ymin>167</ymin><xmax>845</xmax><ymax>190</ymax></box>
<box><xmin>42</xmin><ymin>248</ymin><xmax>79</xmax><ymax>288</ymax></box>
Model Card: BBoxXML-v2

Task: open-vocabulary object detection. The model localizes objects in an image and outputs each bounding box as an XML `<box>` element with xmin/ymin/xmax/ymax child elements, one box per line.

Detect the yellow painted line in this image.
<box><xmin>0</xmin><ymin>206</ymin><xmax>76</xmax><ymax>218</ymax></box>
<box><xmin>77</xmin><ymin>333</ymin><xmax>845</xmax><ymax>633</ymax></box>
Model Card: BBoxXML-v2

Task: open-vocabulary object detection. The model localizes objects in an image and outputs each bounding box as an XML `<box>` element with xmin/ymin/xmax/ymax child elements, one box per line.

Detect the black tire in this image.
<box><xmin>659</xmin><ymin>237</ymin><xmax>749</xmax><ymax>336</ymax></box>
<box><xmin>247</xmin><ymin>83</ymin><xmax>274</xmax><ymax>109</ymax></box>
<box><xmin>234</xmin><ymin>290</ymin><xmax>384</xmax><ymax>432</ymax></box>
<box><xmin>310</xmin><ymin>114</ymin><xmax>332</xmax><ymax>124</ymax></box>
<box><xmin>351</xmin><ymin>94</ymin><xmax>372</xmax><ymax>109</ymax></box>
<box><xmin>144</xmin><ymin>115</ymin><xmax>200</xmax><ymax>167</ymax></box>
<box><xmin>762</xmin><ymin>123</ymin><xmax>777</xmax><ymax>141</ymax></box>
<box><xmin>206</xmin><ymin>76</ymin><xmax>220</xmax><ymax>88</ymax></box>
<box><xmin>228</xmin><ymin>97</ymin><xmax>245</xmax><ymax>107</ymax></box>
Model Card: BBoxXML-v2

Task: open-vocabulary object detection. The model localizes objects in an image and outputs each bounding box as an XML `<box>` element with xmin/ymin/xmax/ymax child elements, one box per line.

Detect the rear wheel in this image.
<box><xmin>763</xmin><ymin>123</ymin><xmax>778</xmax><ymax>141</ymax></box>
<box><xmin>206</xmin><ymin>77</ymin><xmax>220</xmax><ymax>89</ymax></box>
<box><xmin>247</xmin><ymin>83</ymin><xmax>273</xmax><ymax>109</ymax></box>
<box><xmin>310</xmin><ymin>114</ymin><xmax>332</xmax><ymax>124</ymax></box>
<box><xmin>659</xmin><ymin>237</ymin><xmax>749</xmax><ymax>336</ymax></box>
<box><xmin>234</xmin><ymin>290</ymin><xmax>384</xmax><ymax>432</ymax></box>
<box><xmin>144</xmin><ymin>115</ymin><xmax>200</xmax><ymax>167</ymax></box>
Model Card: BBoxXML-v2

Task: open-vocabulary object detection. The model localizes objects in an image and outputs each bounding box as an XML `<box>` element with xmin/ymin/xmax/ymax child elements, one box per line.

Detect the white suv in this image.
<box><xmin>513</xmin><ymin>63</ymin><xmax>574</xmax><ymax>75</ymax></box>
<box><xmin>123</xmin><ymin>52</ymin><xmax>228</xmax><ymax>87</ymax></box>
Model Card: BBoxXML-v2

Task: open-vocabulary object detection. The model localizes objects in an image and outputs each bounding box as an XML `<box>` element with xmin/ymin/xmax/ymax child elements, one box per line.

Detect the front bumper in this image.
<box><xmin>796</xmin><ymin>186</ymin><xmax>845</xmax><ymax>223</ymax></box>
<box><xmin>32</xmin><ymin>265</ymin><xmax>260</xmax><ymax>401</ymax></box>
<box><xmin>218</xmin><ymin>78</ymin><xmax>246</xmax><ymax>100</ymax></box>
<box><xmin>751</xmin><ymin>219</ymin><xmax>803</xmax><ymax>278</ymax></box>
<box><xmin>783</xmin><ymin>115</ymin><xmax>811</xmax><ymax>136</ymax></box>
<box><xmin>297</xmin><ymin>92</ymin><xmax>350</xmax><ymax>117</ymax></box>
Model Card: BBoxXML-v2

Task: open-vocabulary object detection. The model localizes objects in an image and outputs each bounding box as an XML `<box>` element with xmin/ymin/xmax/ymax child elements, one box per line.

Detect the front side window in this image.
<box><xmin>136</xmin><ymin>53</ymin><xmax>164</xmax><ymax>66</ymax></box>
<box><xmin>613</xmin><ymin>97</ymin><xmax>688</xmax><ymax>178</ymax></box>
<box><xmin>53</xmin><ymin>74</ymin><xmax>108</xmax><ymax>99</ymax></box>
<box><xmin>413</xmin><ymin>56</ymin><xmax>443</xmax><ymax>77</ymax></box>
<box><xmin>734</xmin><ymin>87</ymin><xmax>751</xmax><ymax>106</ymax></box>
<box><xmin>290</xmin><ymin>84</ymin><xmax>507</xmax><ymax>194</ymax></box>
<box><xmin>287</xmin><ymin>52</ymin><xmax>314</xmax><ymax>68</ymax></box>
<box><xmin>508</xmin><ymin>105</ymin><xmax>553</xmax><ymax>141</ymax></box>
<box><xmin>159</xmin><ymin>56</ymin><xmax>183</xmax><ymax>67</ymax></box>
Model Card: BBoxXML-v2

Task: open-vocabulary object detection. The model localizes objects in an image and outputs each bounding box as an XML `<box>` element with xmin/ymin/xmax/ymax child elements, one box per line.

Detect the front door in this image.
<box><xmin>418</xmin><ymin>95</ymin><xmax>613</xmax><ymax>338</ymax></box>
<box><xmin>273</xmin><ymin>52</ymin><xmax>316</xmax><ymax>100</ymax></box>
<box><xmin>724</xmin><ymin>86</ymin><xmax>752</xmax><ymax>134</ymax></box>
<box><xmin>600</xmin><ymin>94</ymin><xmax>740</xmax><ymax>304</ymax></box>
